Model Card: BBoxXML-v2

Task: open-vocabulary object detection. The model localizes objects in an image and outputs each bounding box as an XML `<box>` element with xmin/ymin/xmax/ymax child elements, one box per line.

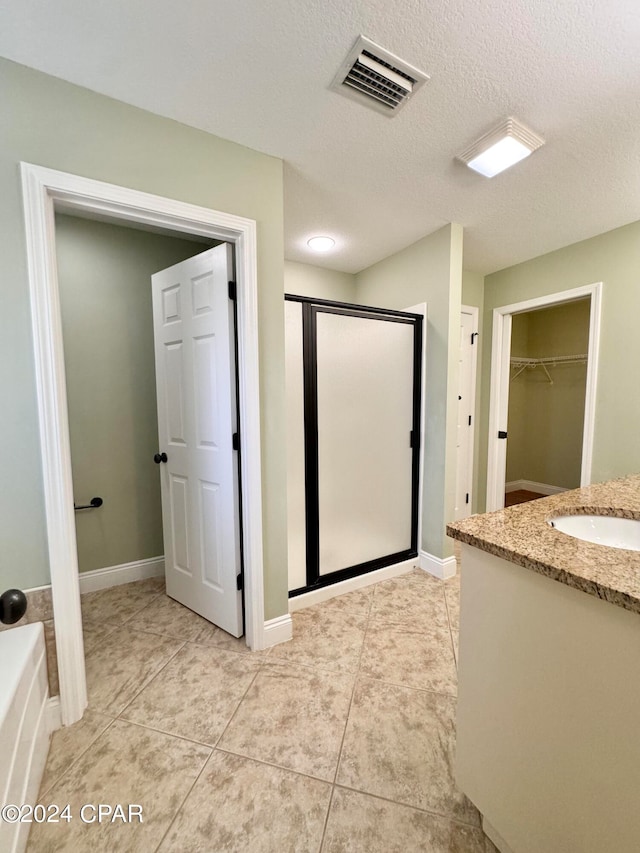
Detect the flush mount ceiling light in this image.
<box><xmin>458</xmin><ymin>118</ymin><xmax>545</xmax><ymax>177</ymax></box>
<box><xmin>307</xmin><ymin>236</ymin><xmax>336</xmax><ymax>252</ymax></box>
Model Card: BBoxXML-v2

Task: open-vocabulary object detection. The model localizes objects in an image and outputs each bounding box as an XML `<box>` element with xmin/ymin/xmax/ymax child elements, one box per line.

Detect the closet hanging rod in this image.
<box><xmin>510</xmin><ymin>354</ymin><xmax>588</xmax><ymax>384</ymax></box>
<box><xmin>509</xmin><ymin>353</ymin><xmax>588</xmax><ymax>366</ymax></box>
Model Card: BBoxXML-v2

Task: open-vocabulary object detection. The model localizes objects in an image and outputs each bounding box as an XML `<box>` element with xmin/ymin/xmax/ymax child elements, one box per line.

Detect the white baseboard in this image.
<box><xmin>288</xmin><ymin>558</ymin><xmax>416</xmax><ymax>612</ymax></box>
<box><xmin>262</xmin><ymin>614</ymin><xmax>293</xmax><ymax>648</ymax></box>
<box><xmin>505</xmin><ymin>479</ymin><xmax>569</xmax><ymax>496</ymax></box>
<box><xmin>78</xmin><ymin>556</ymin><xmax>165</xmax><ymax>594</ymax></box>
<box><xmin>46</xmin><ymin>696</ymin><xmax>62</xmax><ymax>733</ymax></box>
<box><xmin>419</xmin><ymin>549</ymin><xmax>457</xmax><ymax>580</ymax></box>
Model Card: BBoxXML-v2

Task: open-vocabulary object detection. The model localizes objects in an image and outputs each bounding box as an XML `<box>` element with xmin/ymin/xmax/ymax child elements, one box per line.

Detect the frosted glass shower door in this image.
<box><xmin>315</xmin><ymin>308</ymin><xmax>419</xmax><ymax>576</ymax></box>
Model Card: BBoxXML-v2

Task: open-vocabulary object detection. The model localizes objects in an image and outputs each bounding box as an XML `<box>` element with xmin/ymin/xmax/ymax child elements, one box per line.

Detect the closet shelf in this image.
<box><xmin>510</xmin><ymin>353</ymin><xmax>588</xmax><ymax>384</ymax></box>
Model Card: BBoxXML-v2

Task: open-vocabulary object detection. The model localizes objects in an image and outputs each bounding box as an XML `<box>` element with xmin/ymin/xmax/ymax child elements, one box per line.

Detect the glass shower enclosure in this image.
<box><xmin>285</xmin><ymin>295</ymin><xmax>423</xmax><ymax>595</ymax></box>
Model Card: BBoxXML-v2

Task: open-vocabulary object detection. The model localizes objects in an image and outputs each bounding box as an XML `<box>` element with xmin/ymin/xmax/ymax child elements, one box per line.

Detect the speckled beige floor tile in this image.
<box><xmin>268</xmin><ymin>607</ymin><xmax>367</xmax><ymax>673</ymax></box>
<box><xmin>82</xmin><ymin>619</ymin><xmax>118</xmax><ymax>656</ymax></box>
<box><xmin>27</xmin><ymin>719</ymin><xmax>210</xmax><ymax>853</ymax></box>
<box><xmin>39</xmin><ymin>709</ymin><xmax>114</xmax><ymax>798</ymax></box>
<box><xmin>43</xmin><ymin>619</ymin><xmax>59</xmax><ymax>697</ymax></box>
<box><xmin>445</xmin><ymin>572</ymin><xmax>461</xmax><ymax>664</ymax></box>
<box><xmin>158</xmin><ymin>750</ymin><xmax>331</xmax><ymax>852</ymax></box>
<box><xmin>451</xmin><ymin>629</ymin><xmax>459</xmax><ymax>665</ymax></box>
<box><xmin>444</xmin><ymin>572</ymin><xmax>461</xmax><ymax>632</ymax></box>
<box><xmin>126</xmin><ymin>593</ymin><xmax>259</xmax><ymax>656</ymax></box>
<box><xmin>219</xmin><ymin>661</ymin><xmax>354</xmax><ymax>780</ymax></box>
<box><xmin>303</xmin><ymin>585</ymin><xmax>375</xmax><ymax>617</ymax></box>
<box><xmin>121</xmin><ymin>642</ymin><xmax>262</xmax><ymax>745</ymax></box>
<box><xmin>84</xmin><ymin>627</ymin><xmax>183</xmax><ymax>715</ymax></box>
<box><xmin>81</xmin><ymin>579</ymin><xmax>162</xmax><ymax>625</ymax></box>
<box><xmin>360</xmin><ymin>621</ymin><xmax>458</xmax><ymax>694</ymax></box>
<box><xmin>323</xmin><ymin>787</ymin><xmax>488</xmax><ymax>853</ymax></box>
<box><xmin>141</xmin><ymin>575</ymin><xmax>167</xmax><ymax>593</ymax></box>
<box><xmin>371</xmin><ymin>571</ymin><xmax>450</xmax><ymax>630</ymax></box>
<box><xmin>337</xmin><ymin>678</ymin><xmax>479</xmax><ymax>826</ymax></box>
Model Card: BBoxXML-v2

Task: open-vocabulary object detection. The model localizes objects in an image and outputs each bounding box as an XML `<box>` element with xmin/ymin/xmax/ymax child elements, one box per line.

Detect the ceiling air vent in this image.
<box><xmin>331</xmin><ymin>36</ymin><xmax>429</xmax><ymax>116</ymax></box>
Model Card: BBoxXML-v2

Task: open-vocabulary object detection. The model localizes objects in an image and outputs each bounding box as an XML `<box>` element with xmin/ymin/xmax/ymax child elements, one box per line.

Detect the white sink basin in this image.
<box><xmin>548</xmin><ymin>514</ymin><xmax>640</xmax><ymax>551</ymax></box>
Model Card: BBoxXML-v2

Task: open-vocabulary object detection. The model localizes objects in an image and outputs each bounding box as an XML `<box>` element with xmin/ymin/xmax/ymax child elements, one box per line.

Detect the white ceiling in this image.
<box><xmin>1</xmin><ymin>0</ymin><xmax>639</xmax><ymax>274</ymax></box>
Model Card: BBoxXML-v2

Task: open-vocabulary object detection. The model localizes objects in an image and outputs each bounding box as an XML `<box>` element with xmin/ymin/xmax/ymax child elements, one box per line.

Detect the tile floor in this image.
<box><xmin>28</xmin><ymin>568</ymin><xmax>496</xmax><ymax>852</ymax></box>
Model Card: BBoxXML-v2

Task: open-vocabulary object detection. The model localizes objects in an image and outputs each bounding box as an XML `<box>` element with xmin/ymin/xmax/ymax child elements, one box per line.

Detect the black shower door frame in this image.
<box><xmin>285</xmin><ymin>294</ymin><xmax>423</xmax><ymax>596</ymax></box>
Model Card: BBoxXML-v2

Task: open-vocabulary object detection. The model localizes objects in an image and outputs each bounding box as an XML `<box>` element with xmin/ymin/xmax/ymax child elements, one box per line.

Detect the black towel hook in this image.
<box><xmin>74</xmin><ymin>497</ymin><xmax>104</xmax><ymax>511</ymax></box>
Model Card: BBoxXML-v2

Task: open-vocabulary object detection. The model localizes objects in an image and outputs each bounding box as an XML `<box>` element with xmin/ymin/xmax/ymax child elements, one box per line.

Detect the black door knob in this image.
<box><xmin>154</xmin><ymin>452</ymin><xmax>168</xmax><ymax>464</ymax></box>
<box><xmin>0</xmin><ymin>589</ymin><xmax>27</xmax><ymax>625</ymax></box>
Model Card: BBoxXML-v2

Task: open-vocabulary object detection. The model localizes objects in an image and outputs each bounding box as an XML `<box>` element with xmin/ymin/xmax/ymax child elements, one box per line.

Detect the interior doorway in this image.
<box><xmin>56</xmin><ymin>215</ymin><xmax>244</xmax><ymax>638</ymax></box>
<box><xmin>504</xmin><ymin>299</ymin><xmax>590</xmax><ymax>507</ymax></box>
<box><xmin>22</xmin><ymin>163</ymin><xmax>267</xmax><ymax>726</ymax></box>
<box><xmin>486</xmin><ymin>283</ymin><xmax>602</xmax><ymax>512</ymax></box>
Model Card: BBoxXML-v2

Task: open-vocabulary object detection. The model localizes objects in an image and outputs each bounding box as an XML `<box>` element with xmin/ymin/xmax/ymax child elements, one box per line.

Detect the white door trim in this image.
<box><xmin>486</xmin><ymin>282</ymin><xmax>602</xmax><ymax>511</ymax></box>
<box><xmin>21</xmin><ymin>162</ymin><xmax>266</xmax><ymax>726</ymax></box>
<box><xmin>458</xmin><ymin>304</ymin><xmax>479</xmax><ymax>516</ymax></box>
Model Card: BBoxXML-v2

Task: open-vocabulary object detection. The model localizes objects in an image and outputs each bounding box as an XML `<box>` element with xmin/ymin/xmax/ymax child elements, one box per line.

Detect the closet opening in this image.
<box><xmin>486</xmin><ymin>283</ymin><xmax>602</xmax><ymax>512</ymax></box>
<box><xmin>504</xmin><ymin>299</ymin><xmax>590</xmax><ymax>506</ymax></box>
<box><xmin>285</xmin><ymin>295</ymin><xmax>423</xmax><ymax>596</ymax></box>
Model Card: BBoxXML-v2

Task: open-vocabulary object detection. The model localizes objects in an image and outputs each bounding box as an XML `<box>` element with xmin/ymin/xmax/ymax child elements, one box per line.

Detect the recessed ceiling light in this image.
<box><xmin>458</xmin><ymin>118</ymin><xmax>545</xmax><ymax>178</ymax></box>
<box><xmin>307</xmin><ymin>236</ymin><xmax>336</xmax><ymax>252</ymax></box>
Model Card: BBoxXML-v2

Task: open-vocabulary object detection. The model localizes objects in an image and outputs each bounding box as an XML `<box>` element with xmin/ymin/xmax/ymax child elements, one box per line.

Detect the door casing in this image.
<box><xmin>21</xmin><ymin>162</ymin><xmax>266</xmax><ymax>726</ymax></box>
<box><xmin>486</xmin><ymin>283</ymin><xmax>602</xmax><ymax>512</ymax></box>
<box><xmin>454</xmin><ymin>305</ymin><xmax>479</xmax><ymax>519</ymax></box>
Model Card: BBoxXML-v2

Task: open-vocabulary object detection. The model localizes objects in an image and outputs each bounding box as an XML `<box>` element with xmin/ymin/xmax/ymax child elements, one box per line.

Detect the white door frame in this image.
<box><xmin>456</xmin><ymin>304</ymin><xmax>479</xmax><ymax>517</ymax></box>
<box><xmin>21</xmin><ymin>163</ymin><xmax>266</xmax><ymax>726</ymax></box>
<box><xmin>486</xmin><ymin>282</ymin><xmax>602</xmax><ymax>512</ymax></box>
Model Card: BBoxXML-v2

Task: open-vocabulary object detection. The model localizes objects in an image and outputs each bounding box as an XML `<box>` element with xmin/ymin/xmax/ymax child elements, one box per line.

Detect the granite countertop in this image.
<box><xmin>446</xmin><ymin>474</ymin><xmax>640</xmax><ymax>615</ymax></box>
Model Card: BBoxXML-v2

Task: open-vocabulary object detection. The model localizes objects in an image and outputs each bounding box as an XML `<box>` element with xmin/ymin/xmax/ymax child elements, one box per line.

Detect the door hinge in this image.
<box><xmin>410</xmin><ymin>429</ymin><xmax>420</xmax><ymax>449</ymax></box>
<box><xmin>468</xmin><ymin>415</ymin><xmax>472</xmax><ymax>426</ymax></box>
<box><xmin>471</xmin><ymin>332</ymin><xmax>478</xmax><ymax>345</ymax></box>
<box><xmin>465</xmin><ymin>493</ymin><xmax>470</xmax><ymax>504</ymax></box>
<box><xmin>498</xmin><ymin>430</ymin><xmax>508</xmax><ymax>439</ymax></box>
<box><xmin>228</xmin><ymin>280</ymin><xmax>237</xmax><ymax>301</ymax></box>
<box><xmin>236</xmin><ymin>573</ymin><xmax>243</xmax><ymax>591</ymax></box>
<box><xmin>232</xmin><ymin>432</ymin><xmax>240</xmax><ymax>451</ymax></box>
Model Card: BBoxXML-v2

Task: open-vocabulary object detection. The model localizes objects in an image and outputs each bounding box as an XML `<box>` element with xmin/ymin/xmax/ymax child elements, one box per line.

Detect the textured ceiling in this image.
<box><xmin>1</xmin><ymin>0</ymin><xmax>639</xmax><ymax>274</ymax></box>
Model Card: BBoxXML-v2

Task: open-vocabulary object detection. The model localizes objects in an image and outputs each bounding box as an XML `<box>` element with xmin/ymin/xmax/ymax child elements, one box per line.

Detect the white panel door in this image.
<box><xmin>454</xmin><ymin>311</ymin><xmax>476</xmax><ymax>520</ymax></box>
<box><xmin>151</xmin><ymin>245</ymin><xmax>243</xmax><ymax>636</ymax></box>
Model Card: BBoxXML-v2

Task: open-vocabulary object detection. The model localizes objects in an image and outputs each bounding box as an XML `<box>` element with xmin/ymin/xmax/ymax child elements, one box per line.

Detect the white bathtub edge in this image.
<box><xmin>0</xmin><ymin>623</ymin><xmax>52</xmax><ymax>853</ymax></box>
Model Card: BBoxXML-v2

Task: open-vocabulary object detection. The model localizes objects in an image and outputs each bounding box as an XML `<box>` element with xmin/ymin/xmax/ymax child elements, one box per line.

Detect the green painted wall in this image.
<box><xmin>478</xmin><ymin>220</ymin><xmax>640</xmax><ymax>512</ymax></box>
<box><xmin>506</xmin><ymin>301</ymin><xmax>590</xmax><ymax>489</ymax></box>
<box><xmin>56</xmin><ymin>214</ymin><xmax>211</xmax><ymax>573</ymax></box>
<box><xmin>462</xmin><ymin>270</ymin><xmax>484</xmax><ymax>512</ymax></box>
<box><xmin>355</xmin><ymin>224</ymin><xmax>464</xmax><ymax>559</ymax></box>
<box><xmin>0</xmin><ymin>58</ymin><xmax>287</xmax><ymax>620</ymax></box>
<box><xmin>284</xmin><ymin>260</ymin><xmax>356</xmax><ymax>302</ymax></box>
